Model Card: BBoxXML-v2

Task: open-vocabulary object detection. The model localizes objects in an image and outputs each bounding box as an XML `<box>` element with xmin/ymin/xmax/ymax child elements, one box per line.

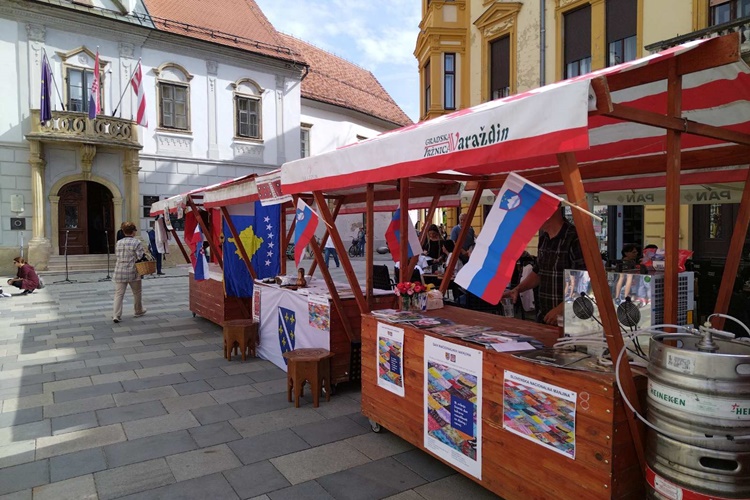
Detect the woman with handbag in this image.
<box><xmin>112</xmin><ymin>221</ymin><xmax>147</xmax><ymax>323</ymax></box>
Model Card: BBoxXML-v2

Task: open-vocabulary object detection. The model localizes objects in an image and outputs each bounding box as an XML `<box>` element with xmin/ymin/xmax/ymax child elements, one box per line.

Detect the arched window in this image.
<box><xmin>154</xmin><ymin>63</ymin><xmax>193</xmax><ymax>132</ymax></box>
<box><xmin>232</xmin><ymin>78</ymin><xmax>263</xmax><ymax>140</ymax></box>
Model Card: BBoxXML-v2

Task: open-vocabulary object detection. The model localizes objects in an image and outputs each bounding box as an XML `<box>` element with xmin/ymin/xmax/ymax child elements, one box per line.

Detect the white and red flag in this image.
<box><xmin>130</xmin><ymin>60</ymin><xmax>148</xmax><ymax>127</ymax></box>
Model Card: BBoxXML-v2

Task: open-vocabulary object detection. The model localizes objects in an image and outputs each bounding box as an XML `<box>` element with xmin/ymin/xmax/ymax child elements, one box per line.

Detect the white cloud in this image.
<box><xmin>254</xmin><ymin>0</ymin><xmax>420</xmax><ymax>121</ymax></box>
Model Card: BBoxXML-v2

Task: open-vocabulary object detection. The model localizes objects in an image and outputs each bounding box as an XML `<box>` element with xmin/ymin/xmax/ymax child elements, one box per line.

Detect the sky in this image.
<box><xmin>254</xmin><ymin>0</ymin><xmax>422</xmax><ymax>122</ymax></box>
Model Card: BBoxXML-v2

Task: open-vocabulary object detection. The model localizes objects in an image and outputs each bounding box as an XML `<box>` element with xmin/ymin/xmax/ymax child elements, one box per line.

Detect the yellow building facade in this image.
<box><xmin>416</xmin><ymin>0</ymin><xmax>750</xmax><ymax>257</ymax></box>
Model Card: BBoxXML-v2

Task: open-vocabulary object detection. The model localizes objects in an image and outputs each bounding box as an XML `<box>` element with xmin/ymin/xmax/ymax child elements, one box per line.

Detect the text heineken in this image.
<box><xmin>650</xmin><ymin>387</ymin><xmax>686</xmax><ymax>407</ymax></box>
<box><xmin>735</xmin><ymin>406</ymin><xmax>750</xmax><ymax>416</ymax></box>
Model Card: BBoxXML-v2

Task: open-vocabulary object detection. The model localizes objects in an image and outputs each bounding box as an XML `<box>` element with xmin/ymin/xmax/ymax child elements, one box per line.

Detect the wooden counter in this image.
<box><xmin>361</xmin><ymin>306</ymin><xmax>644</xmax><ymax>499</ymax></box>
<box><xmin>188</xmin><ymin>268</ymin><xmax>250</xmax><ymax>327</ymax></box>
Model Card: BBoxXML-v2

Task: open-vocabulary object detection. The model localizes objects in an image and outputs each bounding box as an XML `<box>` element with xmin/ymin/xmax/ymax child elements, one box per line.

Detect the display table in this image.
<box><xmin>256</xmin><ymin>279</ymin><xmax>394</xmax><ymax>385</ymax></box>
<box><xmin>189</xmin><ymin>264</ymin><xmax>250</xmax><ymax>326</ymax></box>
<box><xmin>361</xmin><ymin>306</ymin><xmax>644</xmax><ymax>499</ymax></box>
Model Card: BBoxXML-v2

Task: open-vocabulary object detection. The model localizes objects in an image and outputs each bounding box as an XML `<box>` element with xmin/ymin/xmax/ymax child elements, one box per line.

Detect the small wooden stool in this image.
<box><xmin>223</xmin><ymin>319</ymin><xmax>259</xmax><ymax>362</ymax></box>
<box><xmin>283</xmin><ymin>348</ymin><xmax>335</xmax><ymax>408</ymax></box>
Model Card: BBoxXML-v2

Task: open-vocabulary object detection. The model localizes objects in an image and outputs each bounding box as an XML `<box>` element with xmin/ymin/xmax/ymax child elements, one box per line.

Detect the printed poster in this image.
<box><xmin>424</xmin><ymin>337</ymin><xmax>482</xmax><ymax>479</ymax></box>
<box><xmin>503</xmin><ymin>370</ymin><xmax>577</xmax><ymax>459</ymax></box>
<box><xmin>308</xmin><ymin>294</ymin><xmax>330</xmax><ymax>331</ymax></box>
<box><xmin>252</xmin><ymin>288</ymin><xmax>261</xmax><ymax>322</ymax></box>
<box><xmin>376</xmin><ymin>323</ymin><xmax>405</xmax><ymax>397</ymax></box>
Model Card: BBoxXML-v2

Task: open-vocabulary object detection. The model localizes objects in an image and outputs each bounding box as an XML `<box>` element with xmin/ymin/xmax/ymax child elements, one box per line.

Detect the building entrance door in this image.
<box><xmin>58</xmin><ymin>181</ymin><xmax>114</xmax><ymax>255</ymax></box>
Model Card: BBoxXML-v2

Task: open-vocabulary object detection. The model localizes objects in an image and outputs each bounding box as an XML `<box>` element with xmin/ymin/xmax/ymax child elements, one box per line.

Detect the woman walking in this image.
<box><xmin>113</xmin><ymin>222</ymin><xmax>147</xmax><ymax>323</ymax></box>
<box><xmin>7</xmin><ymin>257</ymin><xmax>40</xmax><ymax>295</ymax></box>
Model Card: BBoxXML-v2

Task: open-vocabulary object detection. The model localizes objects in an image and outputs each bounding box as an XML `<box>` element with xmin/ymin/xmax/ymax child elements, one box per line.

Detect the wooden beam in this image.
<box><xmin>399</xmin><ymin>178</ymin><xmax>410</xmax><ymax>283</ymax></box>
<box><xmin>605</xmin><ymin>103</ymin><xmax>750</xmax><ymax>147</ymax></box>
<box><xmin>220</xmin><ymin>206</ymin><xmax>257</xmax><ymax>280</ymax></box>
<box><xmin>170</xmin><ymin>227</ymin><xmax>190</xmax><ymax>264</ymax></box>
<box><xmin>280</xmin><ymin>200</ymin><xmax>287</xmax><ymax>275</ymax></box>
<box><xmin>420</xmin><ymin>194</ymin><xmax>441</xmax><ymax>247</ymax></box>
<box><xmin>606</xmin><ymin>32</ymin><xmax>740</xmax><ymax>93</ymax></box>
<box><xmin>557</xmin><ymin>152</ymin><xmax>647</xmax><ymax>476</ymax></box>
<box><xmin>309</xmin><ymin>199</ymin><xmax>342</xmax><ymax>276</ymax></box>
<box><xmin>307</xmin><ymin>235</ymin><xmax>355</xmax><ymax>342</ymax></box>
<box><xmin>340</xmin><ymin>185</ymin><xmax>455</xmax><ymax>206</ymax></box>
<box><xmin>664</xmin><ymin>60</ymin><xmax>683</xmax><ymax>327</ymax></box>
<box><xmin>313</xmin><ymin>191</ymin><xmax>368</xmax><ymax>315</ymax></box>
<box><xmin>366</xmin><ymin>183</ymin><xmax>375</xmax><ymax>309</ymax></box>
<box><xmin>186</xmin><ymin>196</ymin><xmax>223</xmax><ymax>271</ymax></box>
<box><xmin>589</xmin><ymin>77</ymin><xmax>613</xmax><ymax>115</ymax></box>
<box><xmin>440</xmin><ymin>183</ymin><xmax>484</xmax><ymax>295</ymax></box>
<box><xmin>713</xmin><ymin>166</ymin><xmax>750</xmax><ymax>329</ymax></box>
<box><xmin>284</xmin><ymin>197</ymin><xmax>299</xmax><ymax>276</ymax></box>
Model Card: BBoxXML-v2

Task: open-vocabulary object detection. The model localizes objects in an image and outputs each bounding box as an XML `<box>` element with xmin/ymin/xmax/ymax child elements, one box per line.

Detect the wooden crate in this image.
<box><xmin>361</xmin><ymin>307</ymin><xmax>644</xmax><ymax>500</ymax></box>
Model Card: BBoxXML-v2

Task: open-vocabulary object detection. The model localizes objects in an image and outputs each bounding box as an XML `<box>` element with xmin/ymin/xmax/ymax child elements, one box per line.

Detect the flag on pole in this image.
<box><xmin>129</xmin><ymin>60</ymin><xmax>148</xmax><ymax>127</ymax></box>
<box><xmin>455</xmin><ymin>173</ymin><xmax>561</xmax><ymax>304</ymax></box>
<box><xmin>88</xmin><ymin>50</ymin><xmax>101</xmax><ymax>119</ymax></box>
<box><xmin>384</xmin><ymin>207</ymin><xmax>421</xmax><ymax>264</ymax></box>
<box><xmin>192</xmin><ymin>224</ymin><xmax>209</xmax><ymax>281</ymax></box>
<box><xmin>293</xmin><ymin>199</ymin><xmax>319</xmax><ymax>268</ymax></box>
<box><xmin>40</xmin><ymin>51</ymin><xmax>52</xmax><ymax>123</ymax></box>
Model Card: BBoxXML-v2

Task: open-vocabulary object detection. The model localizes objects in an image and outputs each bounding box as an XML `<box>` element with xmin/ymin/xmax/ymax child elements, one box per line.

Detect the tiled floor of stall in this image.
<box><xmin>0</xmin><ymin>265</ymin><xmax>501</xmax><ymax>500</ymax></box>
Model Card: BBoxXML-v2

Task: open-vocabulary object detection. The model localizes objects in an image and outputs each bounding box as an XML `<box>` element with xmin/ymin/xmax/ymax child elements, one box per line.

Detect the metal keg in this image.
<box><xmin>646</xmin><ymin>334</ymin><xmax>750</xmax><ymax>499</ymax></box>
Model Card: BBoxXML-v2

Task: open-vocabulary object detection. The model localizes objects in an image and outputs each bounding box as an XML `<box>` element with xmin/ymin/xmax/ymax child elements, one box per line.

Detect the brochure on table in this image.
<box><xmin>376</xmin><ymin>322</ymin><xmax>405</xmax><ymax>397</ymax></box>
<box><xmin>424</xmin><ymin>336</ymin><xmax>483</xmax><ymax>479</ymax></box>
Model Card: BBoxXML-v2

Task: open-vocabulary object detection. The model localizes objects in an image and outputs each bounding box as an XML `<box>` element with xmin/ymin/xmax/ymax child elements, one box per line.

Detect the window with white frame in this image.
<box><xmin>155</xmin><ymin>63</ymin><xmax>193</xmax><ymax>131</ymax></box>
<box><xmin>300</xmin><ymin>124</ymin><xmax>311</xmax><ymax>158</ymax></box>
<box><xmin>233</xmin><ymin>78</ymin><xmax>263</xmax><ymax>140</ymax></box>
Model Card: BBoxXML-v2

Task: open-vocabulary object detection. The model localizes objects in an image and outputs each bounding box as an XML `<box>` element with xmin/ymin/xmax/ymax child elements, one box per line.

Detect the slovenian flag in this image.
<box><xmin>455</xmin><ymin>173</ymin><xmax>561</xmax><ymax>304</ymax></box>
<box><xmin>384</xmin><ymin>207</ymin><xmax>422</xmax><ymax>263</ymax></box>
<box><xmin>193</xmin><ymin>224</ymin><xmax>209</xmax><ymax>281</ymax></box>
<box><xmin>294</xmin><ymin>199</ymin><xmax>319</xmax><ymax>268</ymax></box>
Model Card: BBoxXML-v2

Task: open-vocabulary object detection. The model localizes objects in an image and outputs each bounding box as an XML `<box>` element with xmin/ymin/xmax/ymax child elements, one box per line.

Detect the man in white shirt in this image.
<box><xmin>324</xmin><ymin>237</ymin><xmax>339</xmax><ymax>268</ymax></box>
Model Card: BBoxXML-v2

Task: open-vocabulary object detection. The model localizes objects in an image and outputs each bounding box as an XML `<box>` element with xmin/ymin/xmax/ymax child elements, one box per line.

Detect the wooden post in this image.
<box><xmin>187</xmin><ymin>196</ymin><xmax>223</xmax><ymax>271</ymax></box>
<box><xmin>280</xmin><ymin>200</ymin><xmax>287</xmax><ymax>276</ymax></box>
<box><xmin>220</xmin><ymin>206</ymin><xmax>257</xmax><ymax>280</ymax></box>
<box><xmin>366</xmin><ymin>184</ymin><xmax>375</xmax><ymax>308</ymax></box>
<box><xmin>440</xmin><ymin>183</ymin><xmax>484</xmax><ymax>295</ymax></box>
<box><xmin>419</xmin><ymin>194</ymin><xmax>441</xmax><ymax>246</ymax></box>
<box><xmin>170</xmin><ymin>228</ymin><xmax>190</xmax><ymax>263</ymax></box>
<box><xmin>310</xmin><ymin>199</ymin><xmax>343</xmax><ymax>276</ymax></box>
<box><xmin>664</xmin><ymin>60</ymin><xmax>682</xmax><ymax>327</ymax></box>
<box><xmin>713</xmin><ymin>167</ymin><xmax>750</xmax><ymax>329</ymax></box>
<box><xmin>313</xmin><ymin>191</ymin><xmax>368</xmax><ymax>314</ymax></box>
<box><xmin>308</xmin><ymin>232</ymin><xmax>355</xmax><ymax>341</ymax></box>
<box><xmin>558</xmin><ymin>152</ymin><xmax>647</xmax><ymax>476</ymax></box>
<box><xmin>399</xmin><ymin>178</ymin><xmax>410</xmax><ymax>283</ymax></box>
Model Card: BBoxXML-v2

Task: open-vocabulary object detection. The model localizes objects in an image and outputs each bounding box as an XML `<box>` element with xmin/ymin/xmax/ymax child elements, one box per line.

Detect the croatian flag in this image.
<box><xmin>88</xmin><ymin>51</ymin><xmax>101</xmax><ymax>120</ymax></box>
<box><xmin>385</xmin><ymin>207</ymin><xmax>421</xmax><ymax>263</ymax></box>
<box><xmin>455</xmin><ymin>173</ymin><xmax>560</xmax><ymax>304</ymax></box>
<box><xmin>294</xmin><ymin>199</ymin><xmax>319</xmax><ymax>268</ymax></box>
<box><xmin>193</xmin><ymin>224</ymin><xmax>209</xmax><ymax>281</ymax></box>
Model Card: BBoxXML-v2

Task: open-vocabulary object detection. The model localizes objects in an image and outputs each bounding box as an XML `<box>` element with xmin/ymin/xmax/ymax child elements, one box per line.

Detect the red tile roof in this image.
<box><xmin>279</xmin><ymin>34</ymin><xmax>412</xmax><ymax>128</ymax></box>
<box><xmin>142</xmin><ymin>0</ymin><xmax>304</xmax><ymax>65</ymax></box>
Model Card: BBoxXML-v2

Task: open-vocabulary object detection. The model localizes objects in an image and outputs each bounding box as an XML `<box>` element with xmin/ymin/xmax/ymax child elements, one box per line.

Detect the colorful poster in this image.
<box><xmin>377</xmin><ymin>323</ymin><xmax>405</xmax><ymax>397</ymax></box>
<box><xmin>502</xmin><ymin>370</ymin><xmax>577</xmax><ymax>459</ymax></box>
<box><xmin>423</xmin><ymin>337</ymin><xmax>482</xmax><ymax>479</ymax></box>
<box><xmin>308</xmin><ymin>294</ymin><xmax>330</xmax><ymax>332</ymax></box>
<box><xmin>252</xmin><ymin>288</ymin><xmax>261</xmax><ymax>322</ymax></box>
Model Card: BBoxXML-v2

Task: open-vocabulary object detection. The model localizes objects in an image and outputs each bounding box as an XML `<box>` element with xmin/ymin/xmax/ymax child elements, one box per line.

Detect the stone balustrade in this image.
<box><xmin>28</xmin><ymin>109</ymin><xmax>140</xmax><ymax>149</ymax></box>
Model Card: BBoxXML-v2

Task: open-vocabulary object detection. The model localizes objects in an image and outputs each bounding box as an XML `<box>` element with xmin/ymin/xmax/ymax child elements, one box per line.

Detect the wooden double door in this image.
<box><xmin>58</xmin><ymin>181</ymin><xmax>115</xmax><ymax>255</ymax></box>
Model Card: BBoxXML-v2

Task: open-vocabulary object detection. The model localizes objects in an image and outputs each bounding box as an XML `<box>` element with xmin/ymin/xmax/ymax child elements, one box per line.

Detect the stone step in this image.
<box><xmin>43</xmin><ymin>255</ymin><xmax>114</xmax><ymax>274</ymax></box>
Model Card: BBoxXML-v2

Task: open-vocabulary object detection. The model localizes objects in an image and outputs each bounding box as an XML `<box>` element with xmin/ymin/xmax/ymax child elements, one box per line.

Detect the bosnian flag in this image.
<box><xmin>88</xmin><ymin>50</ymin><xmax>101</xmax><ymax>120</ymax></box>
<box><xmin>129</xmin><ymin>60</ymin><xmax>148</xmax><ymax>127</ymax></box>
<box><xmin>455</xmin><ymin>173</ymin><xmax>561</xmax><ymax>304</ymax></box>
<box><xmin>193</xmin><ymin>224</ymin><xmax>209</xmax><ymax>281</ymax></box>
<box><xmin>384</xmin><ymin>207</ymin><xmax>421</xmax><ymax>263</ymax></box>
<box><xmin>294</xmin><ymin>199</ymin><xmax>319</xmax><ymax>268</ymax></box>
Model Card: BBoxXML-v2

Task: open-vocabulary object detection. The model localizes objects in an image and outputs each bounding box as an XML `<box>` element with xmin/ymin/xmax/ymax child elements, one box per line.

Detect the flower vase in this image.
<box><xmin>400</xmin><ymin>295</ymin><xmax>412</xmax><ymax>311</ymax></box>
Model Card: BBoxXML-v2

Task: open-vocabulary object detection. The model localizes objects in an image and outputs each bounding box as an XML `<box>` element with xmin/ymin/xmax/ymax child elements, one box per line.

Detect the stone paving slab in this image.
<box><xmin>0</xmin><ymin>268</ymin><xmax>490</xmax><ymax>500</ymax></box>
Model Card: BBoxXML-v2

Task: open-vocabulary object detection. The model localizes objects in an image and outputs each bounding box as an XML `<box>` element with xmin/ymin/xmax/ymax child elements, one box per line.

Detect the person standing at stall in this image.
<box><xmin>422</xmin><ymin>224</ymin><xmax>449</xmax><ymax>267</ymax></box>
<box><xmin>113</xmin><ymin>222</ymin><xmax>147</xmax><ymax>323</ymax></box>
<box><xmin>451</xmin><ymin>213</ymin><xmax>476</xmax><ymax>264</ymax></box>
<box><xmin>504</xmin><ymin>207</ymin><xmax>585</xmax><ymax>325</ymax></box>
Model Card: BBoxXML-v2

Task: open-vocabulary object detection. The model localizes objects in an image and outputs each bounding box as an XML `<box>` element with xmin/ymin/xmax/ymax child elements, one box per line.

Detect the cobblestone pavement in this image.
<box><xmin>0</xmin><ymin>265</ymin><xmax>500</xmax><ymax>500</ymax></box>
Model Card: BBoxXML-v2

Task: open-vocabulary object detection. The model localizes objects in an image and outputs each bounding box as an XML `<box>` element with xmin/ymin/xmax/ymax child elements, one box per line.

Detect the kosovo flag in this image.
<box><xmin>278</xmin><ymin>306</ymin><xmax>296</xmax><ymax>364</ymax></box>
<box><xmin>222</xmin><ymin>201</ymin><xmax>281</xmax><ymax>297</ymax></box>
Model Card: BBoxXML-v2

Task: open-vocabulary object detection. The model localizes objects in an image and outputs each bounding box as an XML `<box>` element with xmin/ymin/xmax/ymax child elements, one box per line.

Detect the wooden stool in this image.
<box><xmin>282</xmin><ymin>348</ymin><xmax>335</xmax><ymax>408</ymax></box>
<box><xmin>223</xmin><ymin>319</ymin><xmax>258</xmax><ymax>362</ymax></box>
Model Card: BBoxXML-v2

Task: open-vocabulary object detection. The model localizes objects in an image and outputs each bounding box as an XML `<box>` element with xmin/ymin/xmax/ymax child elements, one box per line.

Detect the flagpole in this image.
<box><xmin>507</xmin><ymin>172</ymin><xmax>603</xmax><ymax>222</ymax></box>
<box><xmin>112</xmin><ymin>78</ymin><xmax>131</xmax><ymax>118</ymax></box>
<box><xmin>43</xmin><ymin>49</ymin><xmax>66</xmax><ymax>111</ymax></box>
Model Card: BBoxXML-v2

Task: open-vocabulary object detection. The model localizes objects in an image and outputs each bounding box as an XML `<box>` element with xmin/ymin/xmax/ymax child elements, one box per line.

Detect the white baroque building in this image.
<box><xmin>0</xmin><ymin>0</ymin><xmax>411</xmax><ymax>273</ymax></box>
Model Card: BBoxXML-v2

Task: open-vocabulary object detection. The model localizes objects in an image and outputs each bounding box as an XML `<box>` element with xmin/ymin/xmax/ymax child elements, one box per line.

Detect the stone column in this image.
<box><xmin>275</xmin><ymin>75</ymin><xmax>286</xmax><ymax>164</ymax></box>
<box><xmin>80</xmin><ymin>144</ymin><xmax>96</xmax><ymax>181</ymax></box>
<box><xmin>28</xmin><ymin>140</ymin><xmax>51</xmax><ymax>269</ymax></box>
<box><xmin>206</xmin><ymin>60</ymin><xmax>220</xmax><ymax>159</ymax></box>
<box><xmin>122</xmin><ymin>149</ymin><xmax>141</xmax><ymax>226</ymax></box>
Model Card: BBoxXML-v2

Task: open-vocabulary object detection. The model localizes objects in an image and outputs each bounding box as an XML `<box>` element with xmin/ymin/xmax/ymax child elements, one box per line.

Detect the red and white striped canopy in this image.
<box><xmin>280</xmin><ymin>36</ymin><xmax>750</xmax><ymax>195</ymax></box>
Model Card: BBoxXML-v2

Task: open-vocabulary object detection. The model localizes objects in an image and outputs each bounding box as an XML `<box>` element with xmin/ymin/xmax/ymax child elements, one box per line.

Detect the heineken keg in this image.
<box><xmin>646</xmin><ymin>335</ymin><xmax>750</xmax><ymax>499</ymax></box>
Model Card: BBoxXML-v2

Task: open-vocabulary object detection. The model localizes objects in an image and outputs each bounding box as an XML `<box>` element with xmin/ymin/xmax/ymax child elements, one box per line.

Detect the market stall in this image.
<box><xmin>280</xmin><ymin>34</ymin><xmax>750</xmax><ymax>499</ymax></box>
